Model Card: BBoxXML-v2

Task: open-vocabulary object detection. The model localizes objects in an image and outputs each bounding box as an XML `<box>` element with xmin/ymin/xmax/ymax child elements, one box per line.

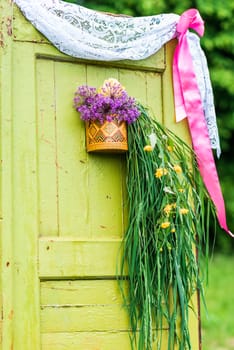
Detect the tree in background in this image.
<box><xmin>64</xmin><ymin>0</ymin><xmax>234</xmax><ymax>252</ymax></box>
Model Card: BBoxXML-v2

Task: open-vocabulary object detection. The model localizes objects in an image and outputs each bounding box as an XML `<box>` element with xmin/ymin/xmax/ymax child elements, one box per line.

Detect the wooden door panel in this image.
<box><xmin>40</xmin><ymin>281</ymin><xmax>130</xmax><ymax>349</ymax></box>
<box><xmin>36</xmin><ymin>57</ymin><xmax>163</xmax><ymax>240</ymax></box>
<box><xmin>36</xmin><ymin>59</ymin><xmax>128</xmax><ymax>239</ymax></box>
<box><xmin>40</xmin><ymin>280</ymin><xmax>169</xmax><ymax>350</ymax></box>
<box><xmin>35</xmin><ymin>55</ymin><xmax>163</xmax><ymax>349</ymax></box>
<box><xmin>0</xmin><ymin>4</ymin><xmax>200</xmax><ymax>349</ymax></box>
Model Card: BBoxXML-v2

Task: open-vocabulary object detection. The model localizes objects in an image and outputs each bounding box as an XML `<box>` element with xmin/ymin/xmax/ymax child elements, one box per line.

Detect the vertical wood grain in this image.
<box><xmin>54</xmin><ymin>61</ymin><xmax>88</xmax><ymax>237</ymax></box>
<box><xmin>86</xmin><ymin>65</ymin><xmax>126</xmax><ymax>239</ymax></box>
<box><xmin>36</xmin><ymin>59</ymin><xmax>58</xmax><ymax>237</ymax></box>
<box><xmin>0</xmin><ymin>1</ymin><xmax>14</xmax><ymax>348</ymax></box>
<box><xmin>12</xmin><ymin>42</ymin><xmax>40</xmax><ymax>350</ymax></box>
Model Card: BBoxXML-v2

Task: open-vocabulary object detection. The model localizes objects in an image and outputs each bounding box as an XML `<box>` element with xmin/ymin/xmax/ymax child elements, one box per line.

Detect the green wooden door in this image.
<box><xmin>0</xmin><ymin>3</ymin><xmax>199</xmax><ymax>349</ymax></box>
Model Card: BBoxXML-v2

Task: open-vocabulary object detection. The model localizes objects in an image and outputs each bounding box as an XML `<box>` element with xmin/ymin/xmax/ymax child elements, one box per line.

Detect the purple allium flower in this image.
<box><xmin>73</xmin><ymin>79</ymin><xmax>140</xmax><ymax>124</ymax></box>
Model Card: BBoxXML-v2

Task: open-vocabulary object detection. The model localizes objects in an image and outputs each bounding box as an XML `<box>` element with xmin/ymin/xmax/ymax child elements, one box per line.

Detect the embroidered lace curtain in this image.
<box><xmin>14</xmin><ymin>0</ymin><xmax>221</xmax><ymax>156</ymax></box>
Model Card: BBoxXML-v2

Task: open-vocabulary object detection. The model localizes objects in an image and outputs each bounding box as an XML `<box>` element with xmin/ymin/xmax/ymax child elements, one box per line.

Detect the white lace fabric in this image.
<box><xmin>14</xmin><ymin>0</ymin><xmax>221</xmax><ymax>156</ymax></box>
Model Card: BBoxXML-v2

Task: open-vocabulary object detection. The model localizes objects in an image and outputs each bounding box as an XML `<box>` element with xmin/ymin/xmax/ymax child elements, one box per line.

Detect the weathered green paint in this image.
<box><xmin>0</xmin><ymin>2</ymin><xmax>200</xmax><ymax>349</ymax></box>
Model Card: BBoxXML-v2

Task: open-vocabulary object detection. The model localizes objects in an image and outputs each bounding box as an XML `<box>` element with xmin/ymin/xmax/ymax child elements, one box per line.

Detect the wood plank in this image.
<box><xmin>118</xmin><ymin>69</ymin><xmax>163</xmax><ymax>124</ymax></box>
<box><xmin>54</xmin><ymin>61</ymin><xmax>89</xmax><ymax>237</ymax></box>
<box><xmin>120</xmin><ymin>50</ymin><xmax>165</xmax><ymax>72</ymax></box>
<box><xmin>118</xmin><ymin>68</ymin><xmax>163</xmax><ymax>128</ymax></box>
<box><xmin>0</xmin><ymin>2</ymin><xmax>14</xmax><ymax>348</ymax></box>
<box><xmin>39</xmin><ymin>238</ymin><xmax>124</xmax><ymax>278</ymax></box>
<box><xmin>86</xmin><ymin>65</ymin><xmax>126</xmax><ymax>239</ymax></box>
<box><xmin>41</xmin><ymin>331</ymin><xmax>131</xmax><ymax>350</ymax></box>
<box><xmin>12</xmin><ymin>42</ymin><xmax>41</xmax><ymax>350</ymax></box>
<box><xmin>146</xmin><ymin>72</ymin><xmax>163</xmax><ymax>123</ymax></box>
<box><xmin>40</xmin><ymin>279</ymin><xmax>168</xmax><ymax>340</ymax></box>
<box><xmin>40</xmin><ymin>280</ymin><xmax>127</xmax><ymax>306</ymax></box>
<box><xmin>41</xmin><ymin>305</ymin><xmax>168</xmax><ymax>334</ymax></box>
<box><xmin>119</xmin><ymin>69</ymin><xmax>148</xmax><ymax>104</ymax></box>
<box><xmin>86</xmin><ymin>153</ymin><xmax>126</xmax><ymax>239</ymax></box>
<box><xmin>36</xmin><ymin>59</ymin><xmax>59</xmax><ymax>237</ymax></box>
<box><xmin>41</xmin><ymin>331</ymin><xmax>170</xmax><ymax>350</ymax></box>
<box><xmin>42</xmin><ymin>331</ymin><xmax>170</xmax><ymax>350</ymax></box>
<box><xmin>41</xmin><ymin>304</ymin><xmax>130</xmax><ymax>333</ymax></box>
<box><xmin>86</xmin><ymin>65</ymin><xmax>119</xmax><ymax>85</ymax></box>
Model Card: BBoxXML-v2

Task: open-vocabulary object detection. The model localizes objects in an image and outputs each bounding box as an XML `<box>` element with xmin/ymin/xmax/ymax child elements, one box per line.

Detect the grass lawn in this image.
<box><xmin>201</xmin><ymin>254</ymin><xmax>234</xmax><ymax>350</ymax></box>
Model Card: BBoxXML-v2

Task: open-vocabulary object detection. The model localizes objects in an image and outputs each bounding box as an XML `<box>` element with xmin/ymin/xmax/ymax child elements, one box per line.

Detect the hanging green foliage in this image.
<box><xmin>119</xmin><ymin>104</ymin><xmax>216</xmax><ymax>350</ymax></box>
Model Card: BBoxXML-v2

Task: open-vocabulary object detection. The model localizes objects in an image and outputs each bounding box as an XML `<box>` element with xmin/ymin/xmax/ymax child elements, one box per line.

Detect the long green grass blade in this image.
<box><xmin>118</xmin><ymin>105</ymin><xmax>215</xmax><ymax>350</ymax></box>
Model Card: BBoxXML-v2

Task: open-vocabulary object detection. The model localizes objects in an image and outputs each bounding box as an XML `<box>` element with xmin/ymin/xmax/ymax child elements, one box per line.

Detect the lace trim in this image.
<box><xmin>189</xmin><ymin>33</ymin><xmax>221</xmax><ymax>157</ymax></box>
<box><xmin>14</xmin><ymin>0</ymin><xmax>221</xmax><ymax>156</ymax></box>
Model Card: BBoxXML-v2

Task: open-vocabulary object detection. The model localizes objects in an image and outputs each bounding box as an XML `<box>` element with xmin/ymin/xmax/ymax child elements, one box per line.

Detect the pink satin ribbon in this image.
<box><xmin>173</xmin><ymin>9</ymin><xmax>233</xmax><ymax>236</ymax></box>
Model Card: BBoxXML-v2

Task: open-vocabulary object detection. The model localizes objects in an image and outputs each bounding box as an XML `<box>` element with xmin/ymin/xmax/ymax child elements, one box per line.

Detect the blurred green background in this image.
<box><xmin>63</xmin><ymin>0</ymin><xmax>234</xmax><ymax>348</ymax></box>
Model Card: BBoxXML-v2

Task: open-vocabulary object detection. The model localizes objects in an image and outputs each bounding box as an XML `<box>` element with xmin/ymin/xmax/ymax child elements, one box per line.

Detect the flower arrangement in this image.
<box><xmin>73</xmin><ymin>80</ymin><xmax>214</xmax><ymax>349</ymax></box>
<box><xmin>73</xmin><ymin>78</ymin><xmax>140</xmax><ymax>124</ymax></box>
<box><xmin>118</xmin><ymin>104</ymin><xmax>215</xmax><ymax>350</ymax></box>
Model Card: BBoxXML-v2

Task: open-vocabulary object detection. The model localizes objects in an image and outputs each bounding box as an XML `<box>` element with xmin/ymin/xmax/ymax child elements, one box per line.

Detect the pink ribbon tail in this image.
<box><xmin>173</xmin><ymin>9</ymin><xmax>233</xmax><ymax>237</ymax></box>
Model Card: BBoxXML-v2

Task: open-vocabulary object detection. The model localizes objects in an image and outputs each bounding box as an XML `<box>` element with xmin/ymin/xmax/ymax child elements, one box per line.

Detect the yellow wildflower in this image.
<box><xmin>171</xmin><ymin>228</ymin><xmax>176</xmax><ymax>233</ymax></box>
<box><xmin>179</xmin><ymin>208</ymin><xmax>189</xmax><ymax>215</ymax></box>
<box><xmin>163</xmin><ymin>204</ymin><xmax>173</xmax><ymax>215</ymax></box>
<box><xmin>178</xmin><ymin>188</ymin><xmax>184</xmax><ymax>193</ymax></box>
<box><xmin>161</xmin><ymin>221</ymin><xmax>170</xmax><ymax>229</ymax></box>
<box><xmin>167</xmin><ymin>145</ymin><xmax>173</xmax><ymax>152</ymax></box>
<box><xmin>173</xmin><ymin>165</ymin><xmax>182</xmax><ymax>174</ymax></box>
<box><xmin>144</xmin><ymin>145</ymin><xmax>153</xmax><ymax>152</ymax></box>
<box><xmin>155</xmin><ymin>168</ymin><xmax>168</xmax><ymax>178</ymax></box>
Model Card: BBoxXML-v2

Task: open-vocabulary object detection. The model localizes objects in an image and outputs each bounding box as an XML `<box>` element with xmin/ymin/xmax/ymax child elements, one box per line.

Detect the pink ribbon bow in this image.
<box><xmin>173</xmin><ymin>9</ymin><xmax>233</xmax><ymax>236</ymax></box>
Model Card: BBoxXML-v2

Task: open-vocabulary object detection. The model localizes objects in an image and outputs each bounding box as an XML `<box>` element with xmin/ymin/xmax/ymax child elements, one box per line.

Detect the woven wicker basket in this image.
<box><xmin>86</xmin><ymin>119</ymin><xmax>128</xmax><ymax>153</ymax></box>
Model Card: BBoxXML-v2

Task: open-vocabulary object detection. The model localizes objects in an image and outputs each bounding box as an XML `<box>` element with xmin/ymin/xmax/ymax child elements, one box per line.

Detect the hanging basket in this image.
<box><xmin>85</xmin><ymin>119</ymin><xmax>128</xmax><ymax>153</ymax></box>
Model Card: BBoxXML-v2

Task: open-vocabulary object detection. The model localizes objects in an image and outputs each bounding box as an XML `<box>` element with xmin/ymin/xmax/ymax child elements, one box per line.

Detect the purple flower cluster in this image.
<box><xmin>73</xmin><ymin>80</ymin><xmax>140</xmax><ymax>124</ymax></box>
